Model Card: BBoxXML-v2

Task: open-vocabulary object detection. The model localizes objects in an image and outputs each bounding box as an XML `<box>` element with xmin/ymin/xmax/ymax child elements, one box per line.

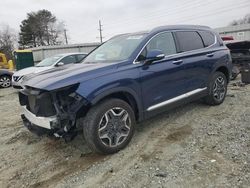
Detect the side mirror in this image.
<box><xmin>145</xmin><ymin>49</ymin><xmax>165</xmax><ymax>65</ymax></box>
<box><xmin>56</xmin><ymin>62</ymin><xmax>64</xmax><ymax>66</ymax></box>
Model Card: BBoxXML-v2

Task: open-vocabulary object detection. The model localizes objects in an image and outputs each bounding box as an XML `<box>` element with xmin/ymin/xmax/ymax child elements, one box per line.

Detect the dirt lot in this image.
<box><xmin>0</xmin><ymin>79</ymin><xmax>249</xmax><ymax>188</ymax></box>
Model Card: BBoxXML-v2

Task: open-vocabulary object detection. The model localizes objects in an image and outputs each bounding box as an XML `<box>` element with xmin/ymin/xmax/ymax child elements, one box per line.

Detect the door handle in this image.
<box><xmin>206</xmin><ymin>53</ymin><xmax>214</xmax><ymax>57</ymax></box>
<box><xmin>172</xmin><ymin>60</ymin><xmax>183</xmax><ymax>65</ymax></box>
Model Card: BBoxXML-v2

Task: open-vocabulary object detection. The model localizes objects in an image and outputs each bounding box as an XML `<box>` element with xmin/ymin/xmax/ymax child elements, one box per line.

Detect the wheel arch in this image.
<box><xmin>0</xmin><ymin>74</ymin><xmax>12</xmax><ymax>78</ymax></box>
<box><xmin>214</xmin><ymin>66</ymin><xmax>230</xmax><ymax>83</ymax></box>
<box><xmin>90</xmin><ymin>88</ymin><xmax>143</xmax><ymax>122</ymax></box>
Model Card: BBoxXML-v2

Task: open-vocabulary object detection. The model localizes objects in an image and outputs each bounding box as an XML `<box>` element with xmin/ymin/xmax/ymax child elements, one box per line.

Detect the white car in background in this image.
<box><xmin>12</xmin><ymin>53</ymin><xmax>87</xmax><ymax>89</ymax></box>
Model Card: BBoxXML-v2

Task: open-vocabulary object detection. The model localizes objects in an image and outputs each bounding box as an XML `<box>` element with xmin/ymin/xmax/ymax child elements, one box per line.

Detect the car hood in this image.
<box><xmin>13</xmin><ymin>66</ymin><xmax>52</xmax><ymax>77</ymax></box>
<box><xmin>22</xmin><ymin>63</ymin><xmax>117</xmax><ymax>91</ymax></box>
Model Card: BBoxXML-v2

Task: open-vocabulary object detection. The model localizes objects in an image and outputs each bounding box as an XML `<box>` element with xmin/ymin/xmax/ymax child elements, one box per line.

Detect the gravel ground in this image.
<box><xmin>0</xmin><ymin>78</ymin><xmax>249</xmax><ymax>188</ymax></box>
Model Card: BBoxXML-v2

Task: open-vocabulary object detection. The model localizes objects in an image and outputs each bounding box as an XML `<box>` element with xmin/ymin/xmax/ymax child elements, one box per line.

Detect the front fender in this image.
<box><xmin>75</xmin><ymin>68</ymin><xmax>144</xmax><ymax>121</ymax></box>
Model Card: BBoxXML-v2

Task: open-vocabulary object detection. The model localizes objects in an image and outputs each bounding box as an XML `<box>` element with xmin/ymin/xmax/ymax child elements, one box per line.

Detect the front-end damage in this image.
<box><xmin>19</xmin><ymin>84</ymin><xmax>90</xmax><ymax>141</ymax></box>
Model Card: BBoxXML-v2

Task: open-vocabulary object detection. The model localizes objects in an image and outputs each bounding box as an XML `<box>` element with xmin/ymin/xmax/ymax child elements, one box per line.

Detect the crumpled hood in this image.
<box><xmin>22</xmin><ymin>63</ymin><xmax>117</xmax><ymax>91</ymax></box>
<box><xmin>13</xmin><ymin>66</ymin><xmax>52</xmax><ymax>77</ymax></box>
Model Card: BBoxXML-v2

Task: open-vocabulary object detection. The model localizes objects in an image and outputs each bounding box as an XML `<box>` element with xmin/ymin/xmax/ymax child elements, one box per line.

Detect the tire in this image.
<box><xmin>0</xmin><ymin>75</ymin><xmax>11</xmax><ymax>88</ymax></box>
<box><xmin>204</xmin><ymin>71</ymin><xmax>227</xmax><ymax>106</ymax></box>
<box><xmin>83</xmin><ymin>98</ymin><xmax>136</xmax><ymax>154</ymax></box>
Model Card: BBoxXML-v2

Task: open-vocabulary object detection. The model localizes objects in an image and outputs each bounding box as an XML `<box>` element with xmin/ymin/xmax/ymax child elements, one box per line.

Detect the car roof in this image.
<box><xmin>151</xmin><ymin>25</ymin><xmax>211</xmax><ymax>32</ymax></box>
<box><xmin>112</xmin><ymin>25</ymin><xmax>212</xmax><ymax>39</ymax></box>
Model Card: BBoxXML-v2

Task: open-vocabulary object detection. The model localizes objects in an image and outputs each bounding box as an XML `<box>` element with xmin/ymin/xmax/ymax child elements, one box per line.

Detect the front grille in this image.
<box><xmin>19</xmin><ymin>91</ymin><xmax>56</xmax><ymax>117</ymax></box>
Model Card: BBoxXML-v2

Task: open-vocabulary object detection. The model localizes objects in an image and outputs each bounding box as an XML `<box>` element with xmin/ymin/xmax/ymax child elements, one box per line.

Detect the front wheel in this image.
<box><xmin>204</xmin><ymin>72</ymin><xmax>227</xmax><ymax>106</ymax></box>
<box><xmin>0</xmin><ymin>75</ymin><xmax>11</xmax><ymax>88</ymax></box>
<box><xmin>83</xmin><ymin>98</ymin><xmax>135</xmax><ymax>154</ymax></box>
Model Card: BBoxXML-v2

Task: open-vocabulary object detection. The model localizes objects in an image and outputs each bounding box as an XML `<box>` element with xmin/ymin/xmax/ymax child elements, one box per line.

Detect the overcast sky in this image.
<box><xmin>0</xmin><ymin>0</ymin><xmax>249</xmax><ymax>44</ymax></box>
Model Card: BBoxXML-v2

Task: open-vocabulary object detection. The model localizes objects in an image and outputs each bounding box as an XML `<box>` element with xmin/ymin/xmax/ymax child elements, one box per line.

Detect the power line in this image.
<box><xmin>105</xmin><ymin>0</ymin><xmax>204</xmax><ymax>26</ymax></box>
<box><xmin>73</xmin><ymin>0</ymin><xmax>249</xmax><ymax>42</ymax></box>
<box><xmin>101</xmin><ymin>3</ymin><xmax>250</xmax><ymax>40</ymax></box>
<box><xmin>77</xmin><ymin>0</ymin><xmax>209</xmax><ymax>34</ymax></box>
<box><xmin>175</xmin><ymin>2</ymin><xmax>250</xmax><ymax>24</ymax></box>
<box><xmin>72</xmin><ymin>0</ymin><xmax>204</xmax><ymax>36</ymax></box>
<box><xmin>104</xmin><ymin>0</ymin><xmax>250</xmax><ymax>31</ymax></box>
<box><xmin>76</xmin><ymin>0</ymin><xmax>247</xmax><ymax>37</ymax></box>
<box><xmin>105</xmin><ymin>0</ymin><xmax>220</xmax><ymax>28</ymax></box>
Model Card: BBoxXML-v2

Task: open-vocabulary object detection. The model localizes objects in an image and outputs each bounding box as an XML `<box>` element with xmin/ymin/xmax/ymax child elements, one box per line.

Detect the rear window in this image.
<box><xmin>175</xmin><ymin>31</ymin><xmax>204</xmax><ymax>52</ymax></box>
<box><xmin>198</xmin><ymin>31</ymin><xmax>215</xmax><ymax>47</ymax></box>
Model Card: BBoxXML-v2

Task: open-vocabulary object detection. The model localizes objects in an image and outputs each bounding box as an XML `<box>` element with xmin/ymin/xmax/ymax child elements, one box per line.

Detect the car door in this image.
<box><xmin>138</xmin><ymin>32</ymin><xmax>190</xmax><ymax>113</ymax></box>
<box><xmin>173</xmin><ymin>31</ymin><xmax>213</xmax><ymax>92</ymax></box>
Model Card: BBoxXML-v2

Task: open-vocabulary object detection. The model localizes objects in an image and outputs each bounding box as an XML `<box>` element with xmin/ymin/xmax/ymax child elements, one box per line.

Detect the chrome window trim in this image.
<box><xmin>147</xmin><ymin>87</ymin><xmax>207</xmax><ymax>111</ymax></box>
<box><xmin>133</xmin><ymin>29</ymin><xmax>217</xmax><ymax>65</ymax></box>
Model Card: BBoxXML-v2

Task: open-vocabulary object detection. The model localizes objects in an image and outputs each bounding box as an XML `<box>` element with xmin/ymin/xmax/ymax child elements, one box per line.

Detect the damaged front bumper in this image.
<box><xmin>21</xmin><ymin>106</ymin><xmax>57</xmax><ymax>129</ymax></box>
<box><xmin>19</xmin><ymin>84</ymin><xmax>89</xmax><ymax>140</ymax></box>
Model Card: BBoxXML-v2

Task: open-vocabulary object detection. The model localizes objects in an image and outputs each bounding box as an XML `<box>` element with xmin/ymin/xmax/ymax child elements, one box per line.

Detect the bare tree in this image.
<box><xmin>229</xmin><ymin>13</ymin><xmax>250</xmax><ymax>26</ymax></box>
<box><xmin>0</xmin><ymin>24</ymin><xmax>17</xmax><ymax>59</ymax></box>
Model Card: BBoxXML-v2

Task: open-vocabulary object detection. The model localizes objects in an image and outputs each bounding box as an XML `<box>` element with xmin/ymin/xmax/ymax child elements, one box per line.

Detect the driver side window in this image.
<box><xmin>137</xmin><ymin>32</ymin><xmax>177</xmax><ymax>61</ymax></box>
<box><xmin>147</xmin><ymin>32</ymin><xmax>177</xmax><ymax>56</ymax></box>
<box><xmin>60</xmin><ymin>55</ymin><xmax>77</xmax><ymax>65</ymax></box>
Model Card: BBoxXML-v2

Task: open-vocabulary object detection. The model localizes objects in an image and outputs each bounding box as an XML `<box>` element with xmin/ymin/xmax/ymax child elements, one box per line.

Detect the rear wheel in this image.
<box><xmin>204</xmin><ymin>72</ymin><xmax>227</xmax><ymax>105</ymax></box>
<box><xmin>83</xmin><ymin>98</ymin><xmax>135</xmax><ymax>154</ymax></box>
<box><xmin>0</xmin><ymin>75</ymin><xmax>11</xmax><ymax>88</ymax></box>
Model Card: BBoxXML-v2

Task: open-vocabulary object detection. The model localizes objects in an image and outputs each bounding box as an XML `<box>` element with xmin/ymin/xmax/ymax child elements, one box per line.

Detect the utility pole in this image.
<box><xmin>64</xmin><ymin>29</ymin><xmax>68</xmax><ymax>45</ymax></box>
<box><xmin>98</xmin><ymin>20</ymin><xmax>103</xmax><ymax>43</ymax></box>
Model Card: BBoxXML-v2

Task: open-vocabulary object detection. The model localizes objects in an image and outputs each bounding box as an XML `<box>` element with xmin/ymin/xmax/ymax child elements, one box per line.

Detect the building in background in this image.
<box><xmin>30</xmin><ymin>43</ymin><xmax>100</xmax><ymax>63</ymax></box>
<box><xmin>215</xmin><ymin>23</ymin><xmax>250</xmax><ymax>41</ymax></box>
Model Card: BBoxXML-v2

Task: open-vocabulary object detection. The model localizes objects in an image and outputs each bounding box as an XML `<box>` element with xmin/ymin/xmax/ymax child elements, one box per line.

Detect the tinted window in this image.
<box><xmin>198</xmin><ymin>31</ymin><xmax>215</xmax><ymax>47</ymax></box>
<box><xmin>76</xmin><ymin>54</ymin><xmax>86</xmax><ymax>62</ymax></box>
<box><xmin>176</xmin><ymin>31</ymin><xmax>204</xmax><ymax>52</ymax></box>
<box><xmin>147</xmin><ymin>32</ymin><xmax>176</xmax><ymax>56</ymax></box>
<box><xmin>60</xmin><ymin>55</ymin><xmax>77</xmax><ymax>64</ymax></box>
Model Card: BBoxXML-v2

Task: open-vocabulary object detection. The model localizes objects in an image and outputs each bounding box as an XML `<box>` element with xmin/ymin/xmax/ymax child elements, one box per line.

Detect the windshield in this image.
<box><xmin>36</xmin><ymin>55</ymin><xmax>63</xmax><ymax>67</ymax></box>
<box><xmin>83</xmin><ymin>34</ymin><xmax>146</xmax><ymax>63</ymax></box>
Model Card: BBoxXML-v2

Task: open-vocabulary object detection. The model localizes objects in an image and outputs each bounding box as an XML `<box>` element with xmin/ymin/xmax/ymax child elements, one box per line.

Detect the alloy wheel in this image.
<box><xmin>0</xmin><ymin>76</ymin><xmax>11</xmax><ymax>88</ymax></box>
<box><xmin>213</xmin><ymin>76</ymin><xmax>226</xmax><ymax>101</ymax></box>
<box><xmin>98</xmin><ymin>107</ymin><xmax>131</xmax><ymax>147</ymax></box>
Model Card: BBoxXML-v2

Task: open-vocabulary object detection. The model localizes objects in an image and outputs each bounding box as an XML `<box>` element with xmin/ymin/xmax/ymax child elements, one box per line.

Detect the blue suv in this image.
<box><xmin>19</xmin><ymin>25</ymin><xmax>232</xmax><ymax>154</ymax></box>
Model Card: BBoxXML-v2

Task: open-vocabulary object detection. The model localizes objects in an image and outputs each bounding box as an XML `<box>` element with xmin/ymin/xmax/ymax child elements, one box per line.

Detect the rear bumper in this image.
<box><xmin>21</xmin><ymin>106</ymin><xmax>57</xmax><ymax>130</ymax></box>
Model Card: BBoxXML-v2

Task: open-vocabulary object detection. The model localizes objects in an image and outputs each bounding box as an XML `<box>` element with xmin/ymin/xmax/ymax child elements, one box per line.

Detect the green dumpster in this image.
<box><xmin>14</xmin><ymin>50</ymin><xmax>34</xmax><ymax>71</ymax></box>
